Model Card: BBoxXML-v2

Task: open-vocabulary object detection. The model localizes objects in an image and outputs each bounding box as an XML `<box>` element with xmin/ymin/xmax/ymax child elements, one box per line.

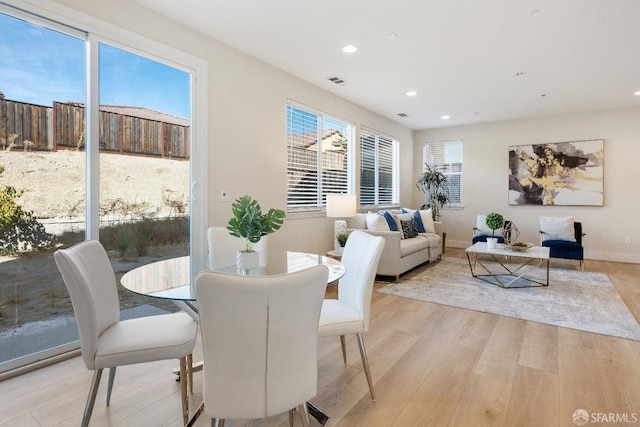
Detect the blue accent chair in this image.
<box><xmin>540</xmin><ymin>221</ymin><xmax>585</xmax><ymax>270</ymax></box>
<box><xmin>472</xmin><ymin>220</ymin><xmax>512</xmax><ymax>244</ymax></box>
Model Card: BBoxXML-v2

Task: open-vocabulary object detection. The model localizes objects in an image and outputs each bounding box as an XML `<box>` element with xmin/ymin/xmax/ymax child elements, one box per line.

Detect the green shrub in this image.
<box><xmin>0</xmin><ymin>186</ymin><xmax>32</xmax><ymax>236</ymax></box>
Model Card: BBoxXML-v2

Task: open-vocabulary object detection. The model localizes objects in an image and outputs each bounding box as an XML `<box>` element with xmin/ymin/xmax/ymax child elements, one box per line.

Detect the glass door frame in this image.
<box><xmin>0</xmin><ymin>0</ymin><xmax>208</xmax><ymax>377</ymax></box>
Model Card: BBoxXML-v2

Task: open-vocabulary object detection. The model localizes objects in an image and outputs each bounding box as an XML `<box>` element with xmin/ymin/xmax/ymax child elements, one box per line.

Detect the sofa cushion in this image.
<box><xmin>401</xmin><ymin>218</ymin><xmax>419</xmax><ymax>239</ymax></box>
<box><xmin>347</xmin><ymin>213</ymin><xmax>367</xmax><ymax>230</ymax></box>
<box><xmin>400</xmin><ymin>235</ymin><xmax>429</xmax><ymax>257</ymax></box>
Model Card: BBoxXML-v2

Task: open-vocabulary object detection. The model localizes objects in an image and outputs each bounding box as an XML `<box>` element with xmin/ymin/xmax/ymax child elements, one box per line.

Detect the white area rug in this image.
<box><xmin>377</xmin><ymin>257</ymin><xmax>640</xmax><ymax>341</ymax></box>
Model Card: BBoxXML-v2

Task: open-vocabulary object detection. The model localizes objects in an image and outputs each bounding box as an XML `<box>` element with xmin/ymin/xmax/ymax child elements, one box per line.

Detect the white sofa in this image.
<box><xmin>345</xmin><ymin>209</ymin><xmax>442</xmax><ymax>281</ymax></box>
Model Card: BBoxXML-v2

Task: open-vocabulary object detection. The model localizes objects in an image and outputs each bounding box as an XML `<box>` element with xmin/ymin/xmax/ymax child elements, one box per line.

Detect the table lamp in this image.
<box><xmin>326</xmin><ymin>194</ymin><xmax>357</xmax><ymax>253</ymax></box>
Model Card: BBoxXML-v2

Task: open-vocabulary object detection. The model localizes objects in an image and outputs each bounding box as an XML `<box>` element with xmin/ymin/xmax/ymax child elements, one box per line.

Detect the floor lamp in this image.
<box><xmin>326</xmin><ymin>194</ymin><xmax>357</xmax><ymax>253</ymax></box>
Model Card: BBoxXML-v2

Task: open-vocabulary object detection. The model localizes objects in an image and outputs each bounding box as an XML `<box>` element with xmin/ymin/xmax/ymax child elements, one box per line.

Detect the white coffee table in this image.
<box><xmin>465</xmin><ymin>242</ymin><xmax>550</xmax><ymax>288</ymax></box>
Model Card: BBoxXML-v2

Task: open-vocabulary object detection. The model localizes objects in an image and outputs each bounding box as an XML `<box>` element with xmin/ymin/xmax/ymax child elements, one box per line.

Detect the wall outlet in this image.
<box><xmin>624</xmin><ymin>236</ymin><xmax>632</xmax><ymax>245</ymax></box>
<box><xmin>221</xmin><ymin>191</ymin><xmax>231</xmax><ymax>202</ymax></box>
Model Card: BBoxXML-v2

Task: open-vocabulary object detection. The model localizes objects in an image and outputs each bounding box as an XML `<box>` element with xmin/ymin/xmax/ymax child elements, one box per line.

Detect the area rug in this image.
<box><xmin>377</xmin><ymin>257</ymin><xmax>640</xmax><ymax>341</ymax></box>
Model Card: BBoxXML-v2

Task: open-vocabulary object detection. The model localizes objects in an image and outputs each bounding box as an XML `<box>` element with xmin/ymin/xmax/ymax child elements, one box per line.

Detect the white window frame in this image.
<box><xmin>286</xmin><ymin>101</ymin><xmax>354</xmax><ymax>215</ymax></box>
<box><xmin>359</xmin><ymin>127</ymin><xmax>399</xmax><ymax>208</ymax></box>
<box><xmin>422</xmin><ymin>140</ymin><xmax>463</xmax><ymax>208</ymax></box>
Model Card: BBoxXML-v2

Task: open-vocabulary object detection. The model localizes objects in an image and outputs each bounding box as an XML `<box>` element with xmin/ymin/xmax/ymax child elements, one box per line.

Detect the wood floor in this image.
<box><xmin>1</xmin><ymin>249</ymin><xmax>639</xmax><ymax>427</ymax></box>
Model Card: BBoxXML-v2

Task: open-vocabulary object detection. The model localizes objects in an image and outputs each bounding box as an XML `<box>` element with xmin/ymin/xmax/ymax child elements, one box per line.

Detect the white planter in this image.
<box><xmin>486</xmin><ymin>237</ymin><xmax>498</xmax><ymax>250</ymax></box>
<box><xmin>237</xmin><ymin>250</ymin><xmax>259</xmax><ymax>270</ymax></box>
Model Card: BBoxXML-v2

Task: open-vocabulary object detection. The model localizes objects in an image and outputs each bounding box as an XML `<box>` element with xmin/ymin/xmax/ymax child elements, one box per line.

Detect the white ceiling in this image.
<box><xmin>133</xmin><ymin>0</ymin><xmax>640</xmax><ymax>130</ymax></box>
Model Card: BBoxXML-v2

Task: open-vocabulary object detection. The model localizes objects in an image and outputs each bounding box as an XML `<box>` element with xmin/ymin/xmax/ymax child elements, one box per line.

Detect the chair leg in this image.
<box><xmin>81</xmin><ymin>369</ymin><xmax>103</xmax><ymax>427</ymax></box>
<box><xmin>299</xmin><ymin>403</ymin><xmax>311</xmax><ymax>427</ymax></box>
<box><xmin>356</xmin><ymin>333</ymin><xmax>375</xmax><ymax>401</ymax></box>
<box><xmin>289</xmin><ymin>408</ymin><xmax>295</xmax><ymax>427</ymax></box>
<box><xmin>340</xmin><ymin>335</ymin><xmax>347</xmax><ymax>364</ymax></box>
<box><xmin>187</xmin><ymin>353</ymin><xmax>193</xmax><ymax>394</ymax></box>
<box><xmin>106</xmin><ymin>367</ymin><xmax>116</xmax><ymax>405</ymax></box>
<box><xmin>213</xmin><ymin>419</ymin><xmax>225</xmax><ymax>427</ymax></box>
<box><xmin>180</xmin><ymin>357</ymin><xmax>189</xmax><ymax>426</ymax></box>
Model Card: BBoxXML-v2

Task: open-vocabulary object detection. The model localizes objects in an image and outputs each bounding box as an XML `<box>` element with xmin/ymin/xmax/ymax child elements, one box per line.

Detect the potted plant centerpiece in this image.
<box><xmin>227</xmin><ymin>195</ymin><xmax>285</xmax><ymax>270</ymax></box>
<box><xmin>416</xmin><ymin>162</ymin><xmax>450</xmax><ymax>221</ymax></box>
<box><xmin>485</xmin><ymin>212</ymin><xmax>504</xmax><ymax>250</ymax></box>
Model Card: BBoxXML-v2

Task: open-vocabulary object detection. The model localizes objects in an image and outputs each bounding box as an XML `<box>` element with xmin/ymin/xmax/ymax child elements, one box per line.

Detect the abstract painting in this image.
<box><xmin>508</xmin><ymin>139</ymin><xmax>604</xmax><ymax>206</ymax></box>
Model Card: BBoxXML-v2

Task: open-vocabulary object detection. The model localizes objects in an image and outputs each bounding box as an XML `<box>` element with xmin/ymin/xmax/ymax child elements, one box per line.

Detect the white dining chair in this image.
<box><xmin>54</xmin><ymin>240</ymin><xmax>198</xmax><ymax>427</ymax></box>
<box><xmin>195</xmin><ymin>265</ymin><xmax>329</xmax><ymax>427</ymax></box>
<box><xmin>317</xmin><ymin>230</ymin><xmax>385</xmax><ymax>400</ymax></box>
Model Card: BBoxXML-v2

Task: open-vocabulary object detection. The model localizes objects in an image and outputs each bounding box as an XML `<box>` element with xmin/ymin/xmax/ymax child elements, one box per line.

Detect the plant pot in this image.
<box><xmin>237</xmin><ymin>250</ymin><xmax>259</xmax><ymax>270</ymax></box>
<box><xmin>486</xmin><ymin>237</ymin><xmax>498</xmax><ymax>250</ymax></box>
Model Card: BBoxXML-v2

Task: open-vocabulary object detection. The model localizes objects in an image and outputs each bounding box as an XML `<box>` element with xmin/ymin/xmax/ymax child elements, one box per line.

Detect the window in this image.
<box><xmin>360</xmin><ymin>128</ymin><xmax>399</xmax><ymax>207</ymax></box>
<box><xmin>423</xmin><ymin>140</ymin><xmax>463</xmax><ymax>206</ymax></box>
<box><xmin>286</xmin><ymin>102</ymin><xmax>354</xmax><ymax>212</ymax></box>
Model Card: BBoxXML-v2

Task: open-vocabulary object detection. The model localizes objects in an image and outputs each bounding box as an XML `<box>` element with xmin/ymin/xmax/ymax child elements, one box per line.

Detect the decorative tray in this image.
<box><xmin>505</xmin><ymin>243</ymin><xmax>534</xmax><ymax>252</ymax></box>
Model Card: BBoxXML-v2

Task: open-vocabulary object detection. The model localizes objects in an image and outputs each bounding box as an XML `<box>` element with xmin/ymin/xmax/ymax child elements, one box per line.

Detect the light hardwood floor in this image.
<box><xmin>1</xmin><ymin>248</ymin><xmax>639</xmax><ymax>427</ymax></box>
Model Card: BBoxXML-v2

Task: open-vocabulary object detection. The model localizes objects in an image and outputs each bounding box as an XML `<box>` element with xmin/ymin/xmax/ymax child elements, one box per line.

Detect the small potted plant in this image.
<box><xmin>227</xmin><ymin>195</ymin><xmax>285</xmax><ymax>269</ymax></box>
<box><xmin>336</xmin><ymin>233</ymin><xmax>348</xmax><ymax>255</ymax></box>
<box><xmin>485</xmin><ymin>212</ymin><xmax>504</xmax><ymax>250</ymax></box>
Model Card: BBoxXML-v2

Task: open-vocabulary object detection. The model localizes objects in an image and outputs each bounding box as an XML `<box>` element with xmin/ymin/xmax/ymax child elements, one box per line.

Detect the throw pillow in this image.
<box><xmin>419</xmin><ymin>209</ymin><xmax>436</xmax><ymax>234</ymax></box>
<box><xmin>540</xmin><ymin>216</ymin><xmax>576</xmax><ymax>242</ymax></box>
<box><xmin>382</xmin><ymin>211</ymin><xmax>398</xmax><ymax>231</ymax></box>
<box><xmin>366</xmin><ymin>212</ymin><xmax>390</xmax><ymax>231</ymax></box>
<box><xmin>401</xmin><ymin>218</ymin><xmax>419</xmax><ymax>239</ymax></box>
<box><xmin>402</xmin><ymin>208</ymin><xmax>426</xmax><ymax>233</ymax></box>
<box><xmin>394</xmin><ymin>212</ymin><xmax>414</xmax><ymax>239</ymax></box>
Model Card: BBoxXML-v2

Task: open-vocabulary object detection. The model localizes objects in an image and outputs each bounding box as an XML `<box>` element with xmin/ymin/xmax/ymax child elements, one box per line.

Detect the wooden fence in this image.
<box><xmin>0</xmin><ymin>98</ymin><xmax>189</xmax><ymax>159</ymax></box>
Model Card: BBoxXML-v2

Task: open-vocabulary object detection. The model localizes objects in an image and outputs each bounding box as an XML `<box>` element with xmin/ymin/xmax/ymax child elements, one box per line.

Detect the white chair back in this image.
<box><xmin>54</xmin><ymin>240</ymin><xmax>120</xmax><ymax>370</ymax></box>
<box><xmin>195</xmin><ymin>265</ymin><xmax>328</xmax><ymax>420</ymax></box>
<box><xmin>338</xmin><ymin>230</ymin><xmax>385</xmax><ymax>332</ymax></box>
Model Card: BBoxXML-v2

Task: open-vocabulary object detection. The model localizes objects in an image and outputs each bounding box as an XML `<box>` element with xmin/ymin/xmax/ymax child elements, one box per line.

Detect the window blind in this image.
<box><xmin>286</xmin><ymin>103</ymin><xmax>353</xmax><ymax>211</ymax></box>
<box><xmin>423</xmin><ymin>140</ymin><xmax>463</xmax><ymax>205</ymax></box>
<box><xmin>360</xmin><ymin>128</ymin><xmax>399</xmax><ymax>206</ymax></box>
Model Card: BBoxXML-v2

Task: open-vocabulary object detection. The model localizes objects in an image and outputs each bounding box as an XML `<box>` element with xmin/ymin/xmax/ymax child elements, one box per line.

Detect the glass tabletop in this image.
<box><xmin>120</xmin><ymin>251</ymin><xmax>345</xmax><ymax>301</ymax></box>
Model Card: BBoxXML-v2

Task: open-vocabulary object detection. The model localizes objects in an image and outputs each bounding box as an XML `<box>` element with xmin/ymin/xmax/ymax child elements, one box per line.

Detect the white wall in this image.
<box><xmin>414</xmin><ymin>106</ymin><xmax>640</xmax><ymax>263</ymax></box>
<box><xmin>48</xmin><ymin>0</ymin><xmax>415</xmax><ymax>255</ymax></box>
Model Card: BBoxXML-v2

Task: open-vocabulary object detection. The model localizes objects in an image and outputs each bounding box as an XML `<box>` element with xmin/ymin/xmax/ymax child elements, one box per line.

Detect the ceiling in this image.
<box><xmin>132</xmin><ymin>0</ymin><xmax>640</xmax><ymax>130</ymax></box>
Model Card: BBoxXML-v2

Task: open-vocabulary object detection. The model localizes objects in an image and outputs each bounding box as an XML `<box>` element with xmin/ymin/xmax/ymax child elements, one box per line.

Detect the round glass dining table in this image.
<box><xmin>119</xmin><ymin>250</ymin><xmax>342</xmax><ymax>426</ymax></box>
<box><xmin>120</xmin><ymin>250</ymin><xmax>345</xmax><ymax>302</ymax></box>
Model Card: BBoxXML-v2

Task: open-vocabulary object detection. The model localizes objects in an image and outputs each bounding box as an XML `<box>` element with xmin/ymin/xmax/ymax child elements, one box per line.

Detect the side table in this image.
<box><xmin>326</xmin><ymin>250</ymin><xmax>343</xmax><ymax>261</ymax></box>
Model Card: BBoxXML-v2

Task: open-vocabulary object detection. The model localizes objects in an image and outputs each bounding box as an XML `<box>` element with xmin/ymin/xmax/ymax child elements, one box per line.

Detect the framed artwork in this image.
<box><xmin>508</xmin><ymin>139</ymin><xmax>604</xmax><ymax>206</ymax></box>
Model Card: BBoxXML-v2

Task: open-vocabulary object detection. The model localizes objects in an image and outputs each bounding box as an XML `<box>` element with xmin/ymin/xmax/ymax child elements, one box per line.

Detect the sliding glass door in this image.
<box><xmin>0</xmin><ymin>5</ymin><xmax>201</xmax><ymax>374</ymax></box>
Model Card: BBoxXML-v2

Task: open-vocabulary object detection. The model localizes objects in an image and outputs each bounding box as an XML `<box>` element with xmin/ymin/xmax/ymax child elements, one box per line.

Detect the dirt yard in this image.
<box><xmin>0</xmin><ymin>149</ymin><xmax>190</xmax><ymax>334</ymax></box>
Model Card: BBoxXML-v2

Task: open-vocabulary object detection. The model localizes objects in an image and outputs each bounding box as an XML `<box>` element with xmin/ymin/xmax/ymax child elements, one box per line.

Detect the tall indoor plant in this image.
<box><xmin>416</xmin><ymin>162</ymin><xmax>450</xmax><ymax>220</ymax></box>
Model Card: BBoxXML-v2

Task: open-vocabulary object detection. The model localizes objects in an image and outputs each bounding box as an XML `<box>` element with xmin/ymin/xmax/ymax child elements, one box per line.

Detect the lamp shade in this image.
<box><xmin>326</xmin><ymin>194</ymin><xmax>357</xmax><ymax>218</ymax></box>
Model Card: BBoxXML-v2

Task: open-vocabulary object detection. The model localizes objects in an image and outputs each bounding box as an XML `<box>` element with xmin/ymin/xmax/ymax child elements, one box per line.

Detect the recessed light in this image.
<box><xmin>406</xmin><ymin>91</ymin><xmax>417</xmax><ymax>97</ymax></box>
<box><xmin>441</xmin><ymin>115</ymin><xmax>450</xmax><ymax>120</ymax></box>
<box><xmin>635</xmin><ymin>91</ymin><xmax>640</xmax><ymax>96</ymax></box>
<box><xmin>341</xmin><ymin>45</ymin><xmax>358</xmax><ymax>53</ymax></box>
